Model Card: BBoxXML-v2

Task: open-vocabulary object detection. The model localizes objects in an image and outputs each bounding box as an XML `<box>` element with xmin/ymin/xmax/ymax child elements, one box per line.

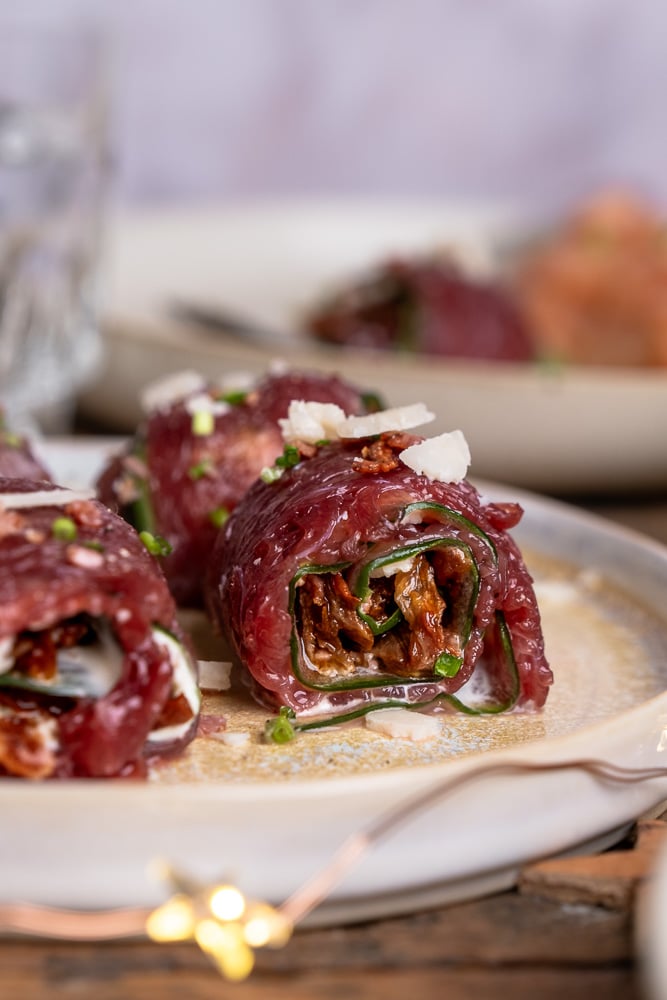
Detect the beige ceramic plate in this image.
<box><xmin>82</xmin><ymin>199</ymin><xmax>667</xmax><ymax>493</ymax></box>
<box><xmin>3</xmin><ymin>438</ymin><xmax>667</xmax><ymax>925</ymax></box>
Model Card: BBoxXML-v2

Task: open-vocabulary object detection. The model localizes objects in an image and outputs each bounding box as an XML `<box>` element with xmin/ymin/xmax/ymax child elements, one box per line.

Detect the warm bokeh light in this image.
<box><xmin>145</xmin><ymin>894</ymin><xmax>195</xmax><ymax>942</ymax></box>
<box><xmin>145</xmin><ymin>869</ymin><xmax>293</xmax><ymax>981</ymax></box>
<box><xmin>209</xmin><ymin>884</ymin><xmax>246</xmax><ymax>922</ymax></box>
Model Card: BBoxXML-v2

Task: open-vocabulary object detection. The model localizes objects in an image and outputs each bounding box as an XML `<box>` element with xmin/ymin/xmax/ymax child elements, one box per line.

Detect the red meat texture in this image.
<box><xmin>206</xmin><ymin>435</ymin><xmax>553</xmax><ymax>721</ymax></box>
<box><xmin>97</xmin><ymin>371</ymin><xmax>371</xmax><ymax>607</ymax></box>
<box><xmin>0</xmin><ymin>478</ymin><xmax>196</xmax><ymax>778</ymax></box>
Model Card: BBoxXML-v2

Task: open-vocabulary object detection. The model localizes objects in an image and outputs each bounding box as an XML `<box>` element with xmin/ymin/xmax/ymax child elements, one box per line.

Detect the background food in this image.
<box><xmin>306</xmin><ymin>256</ymin><xmax>536</xmax><ymax>362</ymax></box>
<box><xmin>514</xmin><ymin>189</ymin><xmax>667</xmax><ymax>367</ymax></box>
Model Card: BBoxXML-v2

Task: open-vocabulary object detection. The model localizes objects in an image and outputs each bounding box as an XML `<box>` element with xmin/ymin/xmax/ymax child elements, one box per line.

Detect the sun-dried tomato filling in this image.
<box><xmin>10</xmin><ymin>615</ymin><xmax>95</xmax><ymax>682</ymax></box>
<box><xmin>296</xmin><ymin>547</ymin><xmax>475</xmax><ymax>682</ymax></box>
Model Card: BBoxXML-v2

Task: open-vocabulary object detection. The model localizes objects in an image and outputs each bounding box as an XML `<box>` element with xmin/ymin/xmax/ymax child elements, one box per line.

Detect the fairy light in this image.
<box><xmin>244</xmin><ymin>901</ymin><xmax>293</xmax><ymax>948</ymax></box>
<box><xmin>30</xmin><ymin>757</ymin><xmax>645</xmax><ymax>983</ymax></box>
<box><xmin>145</xmin><ymin>894</ymin><xmax>195</xmax><ymax>942</ymax></box>
<box><xmin>195</xmin><ymin>919</ymin><xmax>254</xmax><ymax>981</ymax></box>
<box><xmin>209</xmin><ymin>885</ymin><xmax>246</xmax><ymax>922</ymax></box>
<box><xmin>144</xmin><ymin>864</ymin><xmax>293</xmax><ymax>981</ymax></box>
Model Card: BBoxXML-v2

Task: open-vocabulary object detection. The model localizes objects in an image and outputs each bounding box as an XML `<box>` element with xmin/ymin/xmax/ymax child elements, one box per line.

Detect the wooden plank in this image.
<box><xmin>0</xmin><ymin>886</ymin><xmax>633</xmax><ymax>995</ymax></box>
<box><xmin>518</xmin><ymin>820</ymin><xmax>667</xmax><ymax>909</ymax></box>
<box><xmin>0</xmin><ymin>946</ymin><xmax>641</xmax><ymax>1000</ymax></box>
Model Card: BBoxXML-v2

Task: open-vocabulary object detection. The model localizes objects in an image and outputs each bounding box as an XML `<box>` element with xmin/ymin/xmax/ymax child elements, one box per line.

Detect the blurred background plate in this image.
<box><xmin>80</xmin><ymin>198</ymin><xmax>667</xmax><ymax>495</ymax></box>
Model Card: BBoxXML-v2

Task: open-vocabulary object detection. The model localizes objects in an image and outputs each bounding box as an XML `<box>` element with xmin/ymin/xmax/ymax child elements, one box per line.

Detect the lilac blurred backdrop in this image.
<box><xmin>40</xmin><ymin>0</ymin><xmax>667</xmax><ymax>212</ymax></box>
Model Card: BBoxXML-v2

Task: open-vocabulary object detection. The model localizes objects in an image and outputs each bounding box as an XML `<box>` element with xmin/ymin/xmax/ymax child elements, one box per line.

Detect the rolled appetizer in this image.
<box><xmin>0</xmin><ymin>478</ymin><xmax>200</xmax><ymax>779</ymax></box>
<box><xmin>306</xmin><ymin>256</ymin><xmax>535</xmax><ymax>361</ymax></box>
<box><xmin>206</xmin><ymin>403</ymin><xmax>552</xmax><ymax>729</ymax></box>
<box><xmin>96</xmin><ymin>368</ymin><xmax>378</xmax><ymax>607</ymax></box>
<box><xmin>0</xmin><ymin>414</ymin><xmax>51</xmax><ymax>481</ymax></box>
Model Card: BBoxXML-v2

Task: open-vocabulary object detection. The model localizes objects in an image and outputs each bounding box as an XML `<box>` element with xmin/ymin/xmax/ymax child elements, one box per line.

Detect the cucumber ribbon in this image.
<box><xmin>284</xmin><ymin>501</ymin><xmax>520</xmax><ymax>730</ymax></box>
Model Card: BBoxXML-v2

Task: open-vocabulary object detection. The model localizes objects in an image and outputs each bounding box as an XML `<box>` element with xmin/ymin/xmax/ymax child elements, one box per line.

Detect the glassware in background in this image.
<box><xmin>0</xmin><ymin>8</ymin><xmax>109</xmax><ymax>433</ymax></box>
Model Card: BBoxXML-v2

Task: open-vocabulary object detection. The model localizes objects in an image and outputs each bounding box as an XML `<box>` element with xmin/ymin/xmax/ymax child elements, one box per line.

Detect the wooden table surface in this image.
<box><xmin>5</xmin><ymin>488</ymin><xmax>667</xmax><ymax>1000</ymax></box>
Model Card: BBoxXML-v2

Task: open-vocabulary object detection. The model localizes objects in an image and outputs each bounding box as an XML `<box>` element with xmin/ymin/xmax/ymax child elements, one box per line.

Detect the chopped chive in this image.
<box><xmin>275</xmin><ymin>444</ymin><xmax>300</xmax><ymax>469</ymax></box>
<box><xmin>209</xmin><ymin>505</ymin><xmax>230</xmax><ymax>528</ymax></box>
<box><xmin>433</xmin><ymin>651</ymin><xmax>463</xmax><ymax>678</ymax></box>
<box><xmin>361</xmin><ymin>391</ymin><xmax>384</xmax><ymax>413</ymax></box>
<box><xmin>52</xmin><ymin>516</ymin><xmax>77</xmax><ymax>542</ymax></box>
<box><xmin>188</xmin><ymin>459</ymin><xmax>214</xmax><ymax>480</ymax></box>
<box><xmin>139</xmin><ymin>531</ymin><xmax>173</xmax><ymax>556</ymax></box>
<box><xmin>315</xmin><ymin>439</ymin><xmax>330</xmax><ymax>448</ymax></box>
<box><xmin>264</xmin><ymin>706</ymin><xmax>296</xmax><ymax>744</ymax></box>
<box><xmin>82</xmin><ymin>540</ymin><xmax>105</xmax><ymax>553</ymax></box>
<box><xmin>191</xmin><ymin>410</ymin><xmax>214</xmax><ymax>436</ymax></box>
<box><xmin>2</xmin><ymin>432</ymin><xmax>21</xmax><ymax>448</ymax></box>
<box><xmin>260</xmin><ymin>465</ymin><xmax>284</xmax><ymax>484</ymax></box>
<box><xmin>218</xmin><ymin>389</ymin><xmax>248</xmax><ymax>406</ymax></box>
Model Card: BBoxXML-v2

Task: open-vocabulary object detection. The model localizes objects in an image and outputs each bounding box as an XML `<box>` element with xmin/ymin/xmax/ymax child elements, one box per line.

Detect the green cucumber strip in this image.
<box><xmin>0</xmin><ymin>623</ymin><xmax>199</xmax><ymax>719</ymax></box>
<box><xmin>352</xmin><ymin>537</ymin><xmax>477</xmax><ymax>638</ymax></box>
<box><xmin>291</xmin><ymin>611</ymin><xmax>520</xmax><ymax>733</ymax></box>
<box><xmin>289</xmin><ymin>537</ymin><xmax>479</xmax><ymax>692</ymax></box>
<box><xmin>147</xmin><ymin>624</ymin><xmax>201</xmax><ymax>744</ymax></box>
<box><xmin>126</xmin><ymin>439</ymin><xmax>156</xmax><ymax>535</ymax></box>
<box><xmin>400</xmin><ymin>501</ymin><xmax>498</xmax><ymax>562</ymax></box>
<box><xmin>442</xmin><ymin>613</ymin><xmax>520</xmax><ymax>715</ymax></box>
<box><xmin>279</xmin><ymin>612</ymin><xmax>520</xmax><ymax>732</ymax></box>
<box><xmin>284</xmin><ymin>611</ymin><xmax>520</xmax><ymax>733</ymax></box>
<box><xmin>0</xmin><ymin>621</ymin><xmax>123</xmax><ymax>699</ymax></box>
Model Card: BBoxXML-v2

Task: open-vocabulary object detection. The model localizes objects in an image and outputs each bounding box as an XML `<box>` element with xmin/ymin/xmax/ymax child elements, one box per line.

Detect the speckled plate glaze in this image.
<box><xmin>3</xmin><ymin>440</ymin><xmax>667</xmax><ymax>924</ymax></box>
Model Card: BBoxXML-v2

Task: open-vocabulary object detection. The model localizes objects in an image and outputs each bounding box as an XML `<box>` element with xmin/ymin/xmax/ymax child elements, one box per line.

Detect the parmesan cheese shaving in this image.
<box><xmin>279</xmin><ymin>401</ymin><xmax>347</xmax><ymax>443</ymax></box>
<box><xmin>198</xmin><ymin>659</ymin><xmax>233</xmax><ymax>691</ymax></box>
<box><xmin>215</xmin><ymin>371</ymin><xmax>256</xmax><ymax>394</ymax></box>
<box><xmin>184</xmin><ymin>393</ymin><xmax>231</xmax><ymax>419</ymax></box>
<box><xmin>140</xmin><ymin>370</ymin><xmax>206</xmax><ymax>413</ymax></box>
<box><xmin>279</xmin><ymin>400</ymin><xmax>435</xmax><ymax>444</ymax></box>
<box><xmin>400</xmin><ymin>430</ymin><xmax>471</xmax><ymax>483</ymax></box>
<box><xmin>0</xmin><ymin>488</ymin><xmax>96</xmax><ymax>510</ymax></box>
<box><xmin>337</xmin><ymin>403</ymin><xmax>435</xmax><ymax>438</ymax></box>
<box><xmin>365</xmin><ymin>708</ymin><xmax>441</xmax><ymax>741</ymax></box>
<box><xmin>370</xmin><ymin>557</ymin><xmax>415</xmax><ymax>578</ymax></box>
<box><xmin>0</xmin><ymin>636</ymin><xmax>13</xmax><ymax>674</ymax></box>
<box><xmin>218</xmin><ymin>731</ymin><xmax>250</xmax><ymax>747</ymax></box>
<box><xmin>65</xmin><ymin>544</ymin><xmax>105</xmax><ymax>569</ymax></box>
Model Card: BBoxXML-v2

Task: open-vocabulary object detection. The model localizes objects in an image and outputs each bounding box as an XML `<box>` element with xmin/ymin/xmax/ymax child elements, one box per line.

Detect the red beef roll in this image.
<box><xmin>0</xmin><ymin>478</ymin><xmax>200</xmax><ymax>778</ymax></box>
<box><xmin>0</xmin><ymin>415</ymin><xmax>51</xmax><ymax>481</ymax></box>
<box><xmin>96</xmin><ymin>368</ymin><xmax>378</xmax><ymax>607</ymax></box>
<box><xmin>206</xmin><ymin>405</ymin><xmax>552</xmax><ymax>729</ymax></box>
<box><xmin>307</xmin><ymin>256</ymin><xmax>535</xmax><ymax>361</ymax></box>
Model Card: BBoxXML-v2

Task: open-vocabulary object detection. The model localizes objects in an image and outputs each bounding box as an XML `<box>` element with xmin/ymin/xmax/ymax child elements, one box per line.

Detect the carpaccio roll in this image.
<box><xmin>0</xmin><ymin>418</ymin><xmax>51</xmax><ymax>482</ymax></box>
<box><xmin>207</xmin><ymin>405</ymin><xmax>552</xmax><ymax>727</ymax></box>
<box><xmin>96</xmin><ymin>368</ymin><xmax>378</xmax><ymax>607</ymax></box>
<box><xmin>306</xmin><ymin>256</ymin><xmax>535</xmax><ymax>361</ymax></box>
<box><xmin>0</xmin><ymin>478</ymin><xmax>200</xmax><ymax>779</ymax></box>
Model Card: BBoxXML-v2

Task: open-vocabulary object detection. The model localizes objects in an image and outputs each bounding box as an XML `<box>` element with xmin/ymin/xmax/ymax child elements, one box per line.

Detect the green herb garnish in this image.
<box><xmin>219</xmin><ymin>389</ymin><xmax>248</xmax><ymax>406</ymax></box>
<box><xmin>191</xmin><ymin>410</ymin><xmax>214</xmax><ymax>436</ymax></box>
<box><xmin>260</xmin><ymin>466</ymin><xmax>284</xmax><ymax>484</ymax></box>
<box><xmin>264</xmin><ymin>706</ymin><xmax>296</xmax><ymax>744</ymax></box>
<box><xmin>433</xmin><ymin>651</ymin><xmax>463</xmax><ymax>678</ymax></box>
<box><xmin>188</xmin><ymin>459</ymin><xmax>214</xmax><ymax>480</ymax></box>
<box><xmin>275</xmin><ymin>444</ymin><xmax>300</xmax><ymax>469</ymax></box>
<box><xmin>139</xmin><ymin>531</ymin><xmax>173</xmax><ymax>556</ymax></box>
<box><xmin>82</xmin><ymin>540</ymin><xmax>105</xmax><ymax>553</ymax></box>
<box><xmin>209</xmin><ymin>506</ymin><xmax>230</xmax><ymax>528</ymax></box>
<box><xmin>52</xmin><ymin>516</ymin><xmax>77</xmax><ymax>542</ymax></box>
<box><xmin>2</xmin><ymin>432</ymin><xmax>21</xmax><ymax>449</ymax></box>
<box><xmin>360</xmin><ymin>391</ymin><xmax>385</xmax><ymax>413</ymax></box>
